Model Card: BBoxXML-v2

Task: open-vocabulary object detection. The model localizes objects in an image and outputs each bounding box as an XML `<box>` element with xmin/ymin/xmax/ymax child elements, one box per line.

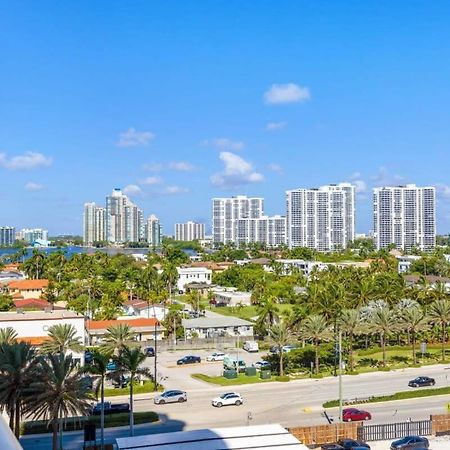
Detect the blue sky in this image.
<box><xmin>2</xmin><ymin>1</ymin><xmax>450</xmax><ymax>235</ymax></box>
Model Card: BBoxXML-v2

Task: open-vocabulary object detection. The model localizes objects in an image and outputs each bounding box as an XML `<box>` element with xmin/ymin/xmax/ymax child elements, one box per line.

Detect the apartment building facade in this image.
<box><xmin>0</xmin><ymin>226</ymin><xmax>15</xmax><ymax>246</ymax></box>
<box><xmin>175</xmin><ymin>221</ymin><xmax>205</xmax><ymax>241</ymax></box>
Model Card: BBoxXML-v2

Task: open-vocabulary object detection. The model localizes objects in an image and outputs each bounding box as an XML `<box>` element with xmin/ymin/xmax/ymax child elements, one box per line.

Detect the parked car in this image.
<box><xmin>342</xmin><ymin>408</ymin><xmax>372</xmax><ymax>422</ymax></box>
<box><xmin>337</xmin><ymin>439</ymin><xmax>371</xmax><ymax>449</ymax></box>
<box><xmin>243</xmin><ymin>341</ymin><xmax>259</xmax><ymax>352</ymax></box>
<box><xmin>390</xmin><ymin>436</ymin><xmax>429</xmax><ymax>449</ymax></box>
<box><xmin>223</xmin><ymin>356</ymin><xmax>246</xmax><ymax>372</ymax></box>
<box><xmin>106</xmin><ymin>361</ymin><xmax>118</xmax><ymax>371</ymax></box>
<box><xmin>112</xmin><ymin>375</ymin><xmax>130</xmax><ymax>388</ymax></box>
<box><xmin>154</xmin><ymin>390</ymin><xmax>187</xmax><ymax>405</ymax></box>
<box><xmin>91</xmin><ymin>402</ymin><xmax>130</xmax><ymax>415</ymax></box>
<box><xmin>254</xmin><ymin>361</ymin><xmax>271</xmax><ymax>370</ymax></box>
<box><xmin>177</xmin><ymin>355</ymin><xmax>201</xmax><ymax>365</ymax></box>
<box><xmin>211</xmin><ymin>392</ymin><xmax>244</xmax><ymax>407</ymax></box>
<box><xmin>282</xmin><ymin>345</ymin><xmax>297</xmax><ymax>353</ymax></box>
<box><xmin>321</xmin><ymin>444</ymin><xmax>344</xmax><ymax>450</ymax></box>
<box><xmin>408</xmin><ymin>377</ymin><xmax>435</xmax><ymax>388</ymax></box>
<box><xmin>206</xmin><ymin>352</ymin><xmax>227</xmax><ymax>362</ymax></box>
<box><xmin>84</xmin><ymin>351</ymin><xmax>93</xmax><ymax>364</ymax></box>
<box><xmin>144</xmin><ymin>347</ymin><xmax>155</xmax><ymax>357</ymax></box>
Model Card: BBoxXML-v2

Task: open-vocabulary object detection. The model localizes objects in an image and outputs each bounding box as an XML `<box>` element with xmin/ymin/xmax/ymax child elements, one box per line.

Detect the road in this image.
<box><xmin>20</xmin><ymin>353</ymin><xmax>450</xmax><ymax>449</ymax></box>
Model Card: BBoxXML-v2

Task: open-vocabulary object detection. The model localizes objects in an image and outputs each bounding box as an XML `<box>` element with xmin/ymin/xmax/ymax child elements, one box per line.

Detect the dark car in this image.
<box><xmin>84</xmin><ymin>351</ymin><xmax>94</xmax><ymax>364</ymax></box>
<box><xmin>338</xmin><ymin>439</ymin><xmax>370</xmax><ymax>449</ymax></box>
<box><xmin>390</xmin><ymin>436</ymin><xmax>429</xmax><ymax>449</ymax></box>
<box><xmin>342</xmin><ymin>408</ymin><xmax>372</xmax><ymax>422</ymax></box>
<box><xmin>177</xmin><ymin>355</ymin><xmax>201</xmax><ymax>365</ymax></box>
<box><xmin>408</xmin><ymin>376</ymin><xmax>435</xmax><ymax>388</ymax></box>
<box><xmin>144</xmin><ymin>347</ymin><xmax>155</xmax><ymax>357</ymax></box>
<box><xmin>321</xmin><ymin>445</ymin><xmax>344</xmax><ymax>450</ymax></box>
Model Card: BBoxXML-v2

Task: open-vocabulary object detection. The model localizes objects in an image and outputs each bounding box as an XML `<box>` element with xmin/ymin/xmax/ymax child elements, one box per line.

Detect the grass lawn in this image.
<box><xmin>323</xmin><ymin>386</ymin><xmax>450</xmax><ymax>408</ymax></box>
<box><xmin>214</xmin><ymin>304</ymin><xmax>293</xmax><ymax>321</ymax></box>
<box><xmin>103</xmin><ymin>381</ymin><xmax>161</xmax><ymax>398</ymax></box>
<box><xmin>22</xmin><ymin>411</ymin><xmax>159</xmax><ymax>435</ymax></box>
<box><xmin>192</xmin><ymin>373</ymin><xmax>277</xmax><ymax>385</ymax></box>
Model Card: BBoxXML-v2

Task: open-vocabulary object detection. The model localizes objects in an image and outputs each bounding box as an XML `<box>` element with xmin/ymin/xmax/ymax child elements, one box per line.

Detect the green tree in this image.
<box><xmin>400</xmin><ymin>306</ymin><xmax>429</xmax><ymax>365</ymax></box>
<box><xmin>0</xmin><ymin>342</ymin><xmax>38</xmax><ymax>437</ymax></box>
<box><xmin>41</xmin><ymin>324</ymin><xmax>83</xmax><ymax>355</ymax></box>
<box><xmin>268</xmin><ymin>322</ymin><xmax>292</xmax><ymax>376</ymax></box>
<box><xmin>337</xmin><ymin>309</ymin><xmax>362</xmax><ymax>371</ymax></box>
<box><xmin>429</xmin><ymin>299</ymin><xmax>450</xmax><ymax>361</ymax></box>
<box><xmin>368</xmin><ymin>307</ymin><xmax>399</xmax><ymax>366</ymax></box>
<box><xmin>113</xmin><ymin>347</ymin><xmax>151</xmax><ymax>436</ymax></box>
<box><xmin>0</xmin><ymin>294</ymin><xmax>14</xmax><ymax>311</ymax></box>
<box><xmin>25</xmin><ymin>354</ymin><xmax>93</xmax><ymax>450</ymax></box>
<box><xmin>299</xmin><ymin>314</ymin><xmax>332</xmax><ymax>374</ymax></box>
<box><xmin>0</xmin><ymin>327</ymin><xmax>18</xmax><ymax>345</ymax></box>
<box><xmin>101</xmin><ymin>323</ymin><xmax>136</xmax><ymax>356</ymax></box>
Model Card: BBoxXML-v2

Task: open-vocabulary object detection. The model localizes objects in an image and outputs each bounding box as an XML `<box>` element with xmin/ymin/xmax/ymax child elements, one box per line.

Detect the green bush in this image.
<box><xmin>377</xmin><ymin>366</ymin><xmax>391</xmax><ymax>371</ymax></box>
<box><xmin>275</xmin><ymin>375</ymin><xmax>290</xmax><ymax>382</ymax></box>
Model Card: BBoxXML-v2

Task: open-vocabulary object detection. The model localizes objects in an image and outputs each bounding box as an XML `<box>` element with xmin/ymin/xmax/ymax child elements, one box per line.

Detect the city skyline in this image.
<box><xmin>3</xmin><ymin>3</ymin><xmax>450</xmax><ymax>234</ymax></box>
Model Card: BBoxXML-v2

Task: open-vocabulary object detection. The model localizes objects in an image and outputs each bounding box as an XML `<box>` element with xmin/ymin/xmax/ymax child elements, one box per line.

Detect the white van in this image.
<box><xmin>243</xmin><ymin>341</ymin><xmax>259</xmax><ymax>352</ymax></box>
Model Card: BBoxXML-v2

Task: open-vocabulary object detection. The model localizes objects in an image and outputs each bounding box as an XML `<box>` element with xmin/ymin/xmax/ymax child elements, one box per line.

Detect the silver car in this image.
<box><xmin>154</xmin><ymin>390</ymin><xmax>187</xmax><ymax>405</ymax></box>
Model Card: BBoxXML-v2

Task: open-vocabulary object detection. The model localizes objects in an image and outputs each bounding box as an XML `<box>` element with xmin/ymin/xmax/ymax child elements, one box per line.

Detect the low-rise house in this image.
<box><xmin>87</xmin><ymin>318</ymin><xmax>165</xmax><ymax>345</ymax></box>
<box><xmin>122</xmin><ymin>299</ymin><xmax>168</xmax><ymax>321</ymax></box>
<box><xmin>189</xmin><ymin>261</ymin><xmax>234</xmax><ymax>273</ymax></box>
<box><xmin>213</xmin><ymin>290</ymin><xmax>252</xmax><ymax>307</ymax></box>
<box><xmin>13</xmin><ymin>298</ymin><xmax>55</xmax><ymax>311</ymax></box>
<box><xmin>396</xmin><ymin>255</ymin><xmax>421</xmax><ymax>273</ymax></box>
<box><xmin>182</xmin><ymin>316</ymin><xmax>254</xmax><ymax>339</ymax></box>
<box><xmin>404</xmin><ymin>274</ymin><xmax>450</xmax><ymax>290</ymax></box>
<box><xmin>176</xmin><ymin>267</ymin><xmax>212</xmax><ymax>293</ymax></box>
<box><xmin>7</xmin><ymin>279</ymin><xmax>49</xmax><ymax>299</ymax></box>
<box><xmin>0</xmin><ymin>310</ymin><xmax>85</xmax><ymax>362</ymax></box>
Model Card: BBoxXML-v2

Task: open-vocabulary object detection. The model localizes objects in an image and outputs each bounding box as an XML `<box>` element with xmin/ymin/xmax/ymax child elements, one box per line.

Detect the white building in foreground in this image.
<box><xmin>176</xmin><ymin>267</ymin><xmax>212</xmax><ymax>293</ymax></box>
<box><xmin>373</xmin><ymin>184</ymin><xmax>436</xmax><ymax>252</ymax></box>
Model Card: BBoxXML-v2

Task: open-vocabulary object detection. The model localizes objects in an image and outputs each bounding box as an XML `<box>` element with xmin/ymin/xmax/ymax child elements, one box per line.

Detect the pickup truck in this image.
<box><xmin>91</xmin><ymin>402</ymin><xmax>130</xmax><ymax>415</ymax></box>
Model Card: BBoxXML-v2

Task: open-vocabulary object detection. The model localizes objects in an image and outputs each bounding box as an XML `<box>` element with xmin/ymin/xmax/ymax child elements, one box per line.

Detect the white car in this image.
<box><xmin>206</xmin><ymin>352</ymin><xmax>227</xmax><ymax>362</ymax></box>
<box><xmin>212</xmin><ymin>392</ymin><xmax>244</xmax><ymax>408</ymax></box>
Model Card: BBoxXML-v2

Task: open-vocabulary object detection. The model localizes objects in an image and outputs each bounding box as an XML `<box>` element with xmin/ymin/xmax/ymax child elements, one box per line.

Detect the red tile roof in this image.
<box><xmin>16</xmin><ymin>336</ymin><xmax>47</xmax><ymax>345</ymax></box>
<box><xmin>87</xmin><ymin>318</ymin><xmax>159</xmax><ymax>330</ymax></box>
<box><xmin>8</xmin><ymin>279</ymin><xmax>49</xmax><ymax>290</ymax></box>
<box><xmin>14</xmin><ymin>298</ymin><xmax>51</xmax><ymax>309</ymax></box>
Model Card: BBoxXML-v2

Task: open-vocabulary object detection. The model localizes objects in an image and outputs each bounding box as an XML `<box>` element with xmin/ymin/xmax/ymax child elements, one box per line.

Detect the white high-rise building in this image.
<box><xmin>212</xmin><ymin>196</ymin><xmax>264</xmax><ymax>244</ymax></box>
<box><xmin>373</xmin><ymin>184</ymin><xmax>435</xmax><ymax>252</ymax></box>
<box><xmin>145</xmin><ymin>215</ymin><xmax>161</xmax><ymax>246</ymax></box>
<box><xmin>0</xmin><ymin>226</ymin><xmax>15</xmax><ymax>246</ymax></box>
<box><xmin>235</xmin><ymin>215</ymin><xmax>286</xmax><ymax>247</ymax></box>
<box><xmin>286</xmin><ymin>183</ymin><xmax>355</xmax><ymax>251</ymax></box>
<box><xmin>105</xmin><ymin>188</ymin><xmax>144</xmax><ymax>244</ymax></box>
<box><xmin>175</xmin><ymin>221</ymin><xmax>205</xmax><ymax>241</ymax></box>
<box><xmin>17</xmin><ymin>228</ymin><xmax>49</xmax><ymax>244</ymax></box>
<box><xmin>83</xmin><ymin>203</ymin><xmax>105</xmax><ymax>246</ymax></box>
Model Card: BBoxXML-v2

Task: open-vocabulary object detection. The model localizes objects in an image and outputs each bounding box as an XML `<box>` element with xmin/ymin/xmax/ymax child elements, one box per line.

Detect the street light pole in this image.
<box><xmin>338</xmin><ymin>330</ymin><xmax>343</xmax><ymax>422</ymax></box>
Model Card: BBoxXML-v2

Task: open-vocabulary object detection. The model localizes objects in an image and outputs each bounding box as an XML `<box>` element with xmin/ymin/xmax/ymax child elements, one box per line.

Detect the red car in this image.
<box><xmin>342</xmin><ymin>408</ymin><xmax>372</xmax><ymax>422</ymax></box>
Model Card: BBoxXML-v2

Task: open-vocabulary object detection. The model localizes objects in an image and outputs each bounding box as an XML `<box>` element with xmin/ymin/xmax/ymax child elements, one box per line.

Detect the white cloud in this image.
<box><xmin>164</xmin><ymin>185</ymin><xmax>189</xmax><ymax>194</ymax></box>
<box><xmin>349</xmin><ymin>172</ymin><xmax>361</xmax><ymax>180</ymax></box>
<box><xmin>24</xmin><ymin>181</ymin><xmax>44</xmax><ymax>191</ymax></box>
<box><xmin>268</xmin><ymin>163</ymin><xmax>283</xmax><ymax>174</ymax></box>
<box><xmin>266</xmin><ymin>121</ymin><xmax>286</xmax><ymax>131</ymax></box>
<box><xmin>203</xmin><ymin>138</ymin><xmax>244</xmax><ymax>151</ymax></box>
<box><xmin>436</xmin><ymin>184</ymin><xmax>450</xmax><ymax>201</ymax></box>
<box><xmin>264</xmin><ymin>83</ymin><xmax>311</xmax><ymax>104</ymax></box>
<box><xmin>210</xmin><ymin>151</ymin><xmax>264</xmax><ymax>188</ymax></box>
<box><xmin>169</xmin><ymin>161</ymin><xmax>196</xmax><ymax>171</ymax></box>
<box><xmin>353</xmin><ymin>180</ymin><xmax>367</xmax><ymax>194</ymax></box>
<box><xmin>117</xmin><ymin>128</ymin><xmax>155</xmax><ymax>147</ymax></box>
<box><xmin>371</xmin><ymin>166</ymin><xmax>404</xmax><ymax>186</ymax></box>
<box><xmin>142</xmin><ymin>163</ymin><xmax>163</xmax><ymax>172</ymax></box>
<box><xmin>141</xmin><ymin>176</ymin><xmax>163</xmax><ymax>185</ymax></box>
<box><xmin>0</xmin><ymin>151</ymin><xmax>53</xmax><ymax>170</ymax></box>
<box><xmin>123</xmin><ymin>184</ymin><xmax>143</xmax><ymax>196</ymax></box>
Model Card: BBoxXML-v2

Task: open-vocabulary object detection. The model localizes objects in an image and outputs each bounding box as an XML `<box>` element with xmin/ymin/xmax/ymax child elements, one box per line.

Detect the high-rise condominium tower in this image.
<box><xmin>146</xmin><ymin>215</ymin><xmax>162</xmax><ymax>246</ymax></box>
<box><xmin>373</xmin><ymin>184</ymin><xmax>435</xmax><ymax>252</ymax></box>
<box><xmin>286</xmin><ymin>183</ymin><xmax>355</xmax><ymax>251</ymax></box>
<box><xmin>0</xmin><ymin>226</ymin><xmax>15</xmax><ymax>246</ymax></box>
<box><xmin>83</xmin><ymin>203</ymin><xmax>105</xmax><ymax>246</ymax></box>
<box><xmin>175</xmin><ymin>221</ymin><xmax>205</xmax><ymax>241</ymax></box>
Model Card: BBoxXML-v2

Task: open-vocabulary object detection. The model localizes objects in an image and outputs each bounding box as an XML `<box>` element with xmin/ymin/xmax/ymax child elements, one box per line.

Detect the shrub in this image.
<box><xmin>275</xmin><ymin>375</ymin><xmax>290</xmax><ymax>382</ymax></box>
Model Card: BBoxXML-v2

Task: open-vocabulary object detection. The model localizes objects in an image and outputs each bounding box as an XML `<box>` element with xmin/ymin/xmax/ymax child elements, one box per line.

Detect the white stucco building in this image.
<box><xmin>175</xmin><ymin>221</ymin><xmax>205</xmax><ymax>241</ymax></box>
<box><xmin>176</xmin><ymin>267</ymin><xmax>212</xmax><ymax>293</ymax></box>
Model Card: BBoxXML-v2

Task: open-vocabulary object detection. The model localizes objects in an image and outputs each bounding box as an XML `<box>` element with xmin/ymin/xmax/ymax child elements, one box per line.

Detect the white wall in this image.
<box><xmin>176</xmin><ymin>268</ymin><xmax>212</xmax><ymax>293</ymax></box>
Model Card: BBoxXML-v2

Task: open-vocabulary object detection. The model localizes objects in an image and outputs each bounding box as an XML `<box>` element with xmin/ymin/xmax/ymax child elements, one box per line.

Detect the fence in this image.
<box><xmin>357</xmin><ymin>419</ymin><xmax>432</xmax><ymax>441</ymax></box>
<box><xmin>156</xmin><ymin>336</ymin><xmax>238</xmax><ymax>351</ymax></box>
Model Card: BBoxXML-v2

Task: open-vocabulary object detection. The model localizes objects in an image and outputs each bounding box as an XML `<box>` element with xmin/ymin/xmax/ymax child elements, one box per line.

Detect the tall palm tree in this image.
<box><xmin>41</xmin><ymin>324</ymin><xmax>83</xmax><ymax>355</ymax></box>
<box><xmin>0</xmin><ymin>342</ymin><xmax>38</xmax><ymax>437</ymax></box>
<box><xmin>25</xmin><ymin>354</ymin><xmax>93</xmax><ymax>450</ymax></box>
<box><xmin>368</xmin><ymin>307</ymin><xmax>399</xmax><ymax>366</ymax></box>
<box><xmin>337</xmin><ymin>309</ymin><xmax>362</xmax><ymax>371</ymax></box>
<box><xmin>299</xmin><ymin>314</ymin><xmax>332</xmax><ymax>374</ymax></box>
<box><xmin>256</xmin><ymin>295</ymin><xmax>280</xmax><ymax>332</ymax></box>
<box><xmin>429</xmin><ymin>299</ymin><xmax>450</xmax><ymax>361</ymax></box>
<box><xmin>0</xmin><ymin>327</ymin><xmax>18</xmax><ymax>345</ymax></box>
<box><xmin>81</xmin><ymin>350</ymin><xmax>110</xmax><ymax>450</ymax></box>
<box><xmin>101</xmin><ymin>323</ymin><xmax>136</xmax><ymax>356</ymax></box>
<box><xmin>113</xmin><ymin>347</ymin><xmax>151</xmax><ymax>436</ymax></box>
<box><xmin>400</xmin><ymin>306</ymin><xmax>429</xmax><ymax>365</ymax></box>
<box><xmin>268</xmin><ymin>322</ymin><xmax>291</xmax><ymax>376</ymax></box>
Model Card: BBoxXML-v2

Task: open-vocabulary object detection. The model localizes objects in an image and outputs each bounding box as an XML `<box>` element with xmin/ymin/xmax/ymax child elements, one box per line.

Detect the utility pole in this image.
<box><xmin>338</xmin><ymin>330</ymin><xmax>343</xmax><ymax>422</ymax></box>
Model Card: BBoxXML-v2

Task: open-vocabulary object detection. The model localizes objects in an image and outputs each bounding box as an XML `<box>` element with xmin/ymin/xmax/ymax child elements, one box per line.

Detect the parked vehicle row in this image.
<box><xmin>321</xmin><ymin>435</ymin><xmax>429</xmax><ymax>450</ymax></box>
<box><xmin>153</xmin><ymin>390</ymin><xmax>244</xmax><ymax>408</ymax></box>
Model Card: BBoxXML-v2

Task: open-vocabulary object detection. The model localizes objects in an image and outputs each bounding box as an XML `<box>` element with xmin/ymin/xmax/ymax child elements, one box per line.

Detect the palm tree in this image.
<box><xmin>41</xmin><ymin>324</ymin><xmax>83</xmax><ymax>355</ymax></box>
<box><xmin>300</xmin><ymin>314</ymin><xmax>332</xmax><ymax>374</ymax></box>
<box><xmin>25</xmin><ymin>354</ymin><xmax>93</xmax><ymax>450</ymax></box>
<box><xmin>268</xmin><ymin>322</ymin><xmax>291</xmax><ymax>376</ymax></box>
<box><xmin>337</xmin><ymin>309</ymin><xmax>362</xmax><ymax>371</ymax></box>
<box><xmin>429</xmin><ymin>299</ymin><xmax>450</xmax><ymax>361</ymax></box>
<box><xmin>21</xmin><ymin>249</ymin><xmax>46</xmax><ymax>279</ymax></box>
<box><xmin>101</xmin><ymin>323</ymin><xmax>136</xmax><ymax>356</ymax></box>
<box><xmin>0</xmin><ymin>327</ymin><xmax>18</xmax><ymax>345</ymax></box>
<box><xmin>368</xmin><ymin>307</ymin><xmax>399</xmax><ymax>366</ymax></box>
<box><xmin>400</xmin><ymin>306</ymin><xmax>429</xmax><ymax>365</ymax></box>
<box><xmin>256</xmin><ymin>295</ymin><xmax>280</xmax><ymax>332</ymax></box>
<box><xmin>113</xmin><ymin>347</ymin><xmax>151</xmax><ymax>436</ymax></box>
<box><xmin>0</xmin><ymin>342</ymin><xmax>38</xmax><ymax>437</ymax></box>
<box><xmin>81</xmin><ymin>350</ymin><xmax>110</xmax><ymax>450</ymax></box>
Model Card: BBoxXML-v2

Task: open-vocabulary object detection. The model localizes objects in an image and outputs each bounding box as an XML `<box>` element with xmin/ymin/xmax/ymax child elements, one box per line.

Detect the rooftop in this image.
<box><xmin>183</xmin><ymin>315</ymin><xmax>253</xmax><ymax>328</ymax></box>
<box><xmin>8</xmin><ymin>279</ymin><xmax>49</xmax><ymax>290</ymax></box>
<box><xmin>0</xmin><ymin>310</ymin><xmax>82</xmax><ymax>322</ymax></box>
<box><xmin>87</xmin><ymin>317</ymin><xmax>160</xmax><ymax>330</ymax></box>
